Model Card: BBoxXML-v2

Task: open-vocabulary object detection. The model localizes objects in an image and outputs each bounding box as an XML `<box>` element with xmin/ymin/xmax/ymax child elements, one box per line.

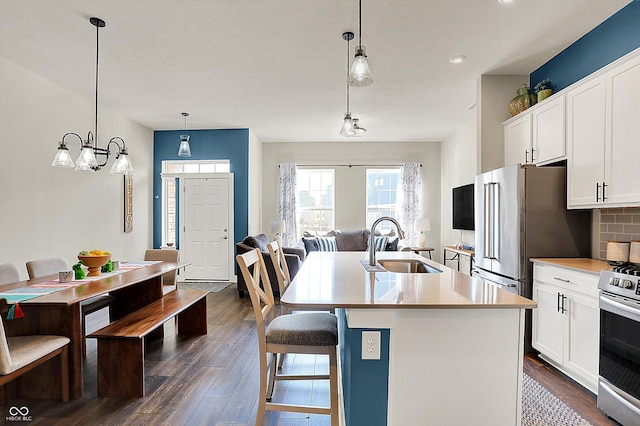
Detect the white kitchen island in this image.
<box><xmin>281</xmin><ymin>251</ymin><xmax>536</xmax><ymax>426</ymax></box>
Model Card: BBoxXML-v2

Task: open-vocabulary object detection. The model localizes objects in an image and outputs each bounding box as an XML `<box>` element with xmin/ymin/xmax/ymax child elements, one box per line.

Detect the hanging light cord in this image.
<box><xmin>358</xmin><ymin>0</ymin><xmax>362</xmax><ymax>48</ymax></box>
<box><xmin>94</xmin><ymin>19</ymin><xmax>100</xmax><ymax>148</ymax></box>
<box><xmin>346</xmin><ymin>36</ymin><xmax>350</xmax><ymax>114</ymax></box>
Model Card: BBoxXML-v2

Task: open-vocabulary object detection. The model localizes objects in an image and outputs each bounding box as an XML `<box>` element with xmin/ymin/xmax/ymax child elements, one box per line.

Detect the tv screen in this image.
<box><xmin>452</xmin><ymin>184</ymin><xmax>475</xmax><ymax>231</ymax></box>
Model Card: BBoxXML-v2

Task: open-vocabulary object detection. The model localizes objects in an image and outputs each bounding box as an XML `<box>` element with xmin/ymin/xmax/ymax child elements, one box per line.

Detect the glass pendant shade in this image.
<box><xmin>75</xmin><ymin>145</ymin><xmax>98</xmax><ymax>172</ymax></box>
<box><xmin>110</xmin><ymin>151</ymin><xmax>134</xmax><ymax>175</ymax></box>
<box><xmin>349</xmin><ymin>46</ymin><xmax>373</xmax><ymax>87</ymax></box>
<box><xmin>177</xmin><ymin>134</ymin><xmax>192</xmax><ymax>157</ymax></box>
<box><xmin>340</xmin><ymin>114</ymin><xmax>356</xmax><ymax>136</ymax></box>
<box><xmin>51</xmin><ymin>145</ymin><xmax>75</xmax><ymax>168</ymax></box>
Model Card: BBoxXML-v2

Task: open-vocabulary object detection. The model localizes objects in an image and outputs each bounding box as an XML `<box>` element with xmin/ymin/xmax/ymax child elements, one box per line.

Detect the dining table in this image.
<box><xmin>0</xmin><ymin>260</ymin><xmax>188</xmax><ymax>400</ymax></box>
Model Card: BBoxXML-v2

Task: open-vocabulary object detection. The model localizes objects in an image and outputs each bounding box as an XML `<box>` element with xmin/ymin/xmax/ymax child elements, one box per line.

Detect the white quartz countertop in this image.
<box><xmin>281</xmin><ymin>251</ymin><xmax>536</xmax><ymax>310</ymax></box>
<box><xmin>530</xmin><ymin>258</ymin><xmax>611</xmax><ymax>275</ymax></box>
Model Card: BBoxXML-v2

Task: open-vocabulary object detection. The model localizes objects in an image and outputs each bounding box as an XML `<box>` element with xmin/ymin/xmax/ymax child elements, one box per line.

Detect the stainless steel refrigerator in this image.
<box><xmin>474</xmin><ymin>164</ymin><xmax>591</xmax><ymax>299</ymax></box>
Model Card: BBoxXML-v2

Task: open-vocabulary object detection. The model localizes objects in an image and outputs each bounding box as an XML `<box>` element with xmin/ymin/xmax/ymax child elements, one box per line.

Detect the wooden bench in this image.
<box><xmin>88</xmin><ymin>289</ymin><xmax>208</xmax><ymax>397</ymax></box>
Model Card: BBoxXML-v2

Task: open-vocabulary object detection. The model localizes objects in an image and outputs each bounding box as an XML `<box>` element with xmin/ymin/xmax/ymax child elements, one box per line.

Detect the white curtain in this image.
<box><xmin>279</xmin><ymin>163</ymin><xmax>298</xmax><ymax>246</ymax></box>
<box><xmin>398</xmin><ymin>162</ymin><xmax>421</xmax><ymax>246</ymax></box>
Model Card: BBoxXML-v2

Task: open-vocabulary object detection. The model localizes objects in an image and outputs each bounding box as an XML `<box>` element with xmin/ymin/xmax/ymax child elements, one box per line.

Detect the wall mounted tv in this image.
<box><xmin>452</xmin><ymin>183</ymin><xmax>475</xmax><ymax>231</ymax></box>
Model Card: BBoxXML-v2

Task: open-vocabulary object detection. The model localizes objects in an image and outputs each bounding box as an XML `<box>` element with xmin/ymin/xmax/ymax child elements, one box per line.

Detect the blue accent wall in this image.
<box><xmin>337</xmin><ymin>309</ymin><xmax>390</xmax><ymax>426</ymax></box>
<box><xmin>531</xmin><ymin>2</ymin><xmax>640</xmax><ymax>91</ymax></box>
<box><xmin>152</xmin><ymin>129</ymin><xmax>249</xmax><ymax>249</ymax></box>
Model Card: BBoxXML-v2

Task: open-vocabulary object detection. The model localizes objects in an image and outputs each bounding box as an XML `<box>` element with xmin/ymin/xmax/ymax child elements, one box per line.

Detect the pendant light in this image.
<box><xmin>52</xmin><ymin>17</ymin><xmax>133</xmax><ymax>175</ymax></box>
<box><xmin>349</xmin><ymin>0</ymin><xmax>373</xmax><ymax>87</ymax></box>
<box><xmin>340</xmin><ymin>32</ymin><xmax>367</xmax><ymax>137</ymax></box>
<box><xmin>340</xmin><ymin>32</ymin><xmax>356</xmax><ymax>136</ymax></box>
<box><xmin>177</xmin><ymin>112</ymin><xmax>192</xmax><ymax>157</ymax></box>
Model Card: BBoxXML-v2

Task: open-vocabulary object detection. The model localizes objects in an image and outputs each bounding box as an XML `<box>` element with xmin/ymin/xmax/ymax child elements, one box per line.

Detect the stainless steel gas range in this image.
<box><xmin>598</xmin><ymin>265</ymin><xmax>640</xmax><ymax>425</ymax></box>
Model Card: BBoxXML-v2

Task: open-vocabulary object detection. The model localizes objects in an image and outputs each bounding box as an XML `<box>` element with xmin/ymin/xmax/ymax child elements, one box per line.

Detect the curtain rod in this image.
<box><xmin>279</xmin><ymin>163</ymin><xmax>422</xmax><ymax>168</ymax></box>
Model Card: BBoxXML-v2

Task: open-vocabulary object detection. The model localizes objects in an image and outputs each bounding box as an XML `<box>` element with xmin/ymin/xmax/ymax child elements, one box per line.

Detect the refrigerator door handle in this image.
<box><xmin>483</xmin><ymin>183</ymin><xmax>493</xmax><ymax>259</ymax></box>
<box><xmin>483</xmin><ymin>182</ymin><xmax>499</xmax><ymax>260</ymax></box>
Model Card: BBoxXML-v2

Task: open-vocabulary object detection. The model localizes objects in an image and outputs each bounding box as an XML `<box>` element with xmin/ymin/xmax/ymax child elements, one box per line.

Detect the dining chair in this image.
<box><xmin>0</xmin><ymin>263</ymin><xmax>20</xmax><ymax>285</ymax></box>
<box><xmin>236</xmin><ymin>248</ymin><xmax>339</xmax><ymax>425</ymax></box>
<box><xmin>144</xmin><ymin>249</ymin><xmax>180</xmax><ymax>286</ymax></box>
<box><xmin>0</xmin><ymin>315</ymin><xmax>70</xmax><ymax>403</ymax></box>
<box><xmin>26</xmin><ymin>257</ymin><xmax>114</xmax><ymax>357</ymax></box>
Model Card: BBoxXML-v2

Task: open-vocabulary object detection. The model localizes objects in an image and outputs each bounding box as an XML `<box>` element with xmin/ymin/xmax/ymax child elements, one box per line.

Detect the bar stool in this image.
<box><xmin>236</xmin><ymin>248</ymin><xmax>339</xmax><ymax>425</ymax></box>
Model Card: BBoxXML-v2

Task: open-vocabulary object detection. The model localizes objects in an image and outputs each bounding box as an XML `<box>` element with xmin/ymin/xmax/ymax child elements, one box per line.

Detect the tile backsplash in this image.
<box><xmin>598</xmin><ymin>207</ymin><xmax>640</xmax><ymax>260</ymax></box>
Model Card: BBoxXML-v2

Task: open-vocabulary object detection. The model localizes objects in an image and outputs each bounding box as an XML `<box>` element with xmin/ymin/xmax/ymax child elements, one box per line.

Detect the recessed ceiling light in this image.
<box><xmin>498</xmin><ymin>0</ymin><xmax>514</xmax><ymax>4</ymax></box>
<box><xmin>449</xmin><ymin>55</ymin><xmax>466</xmax><ymax>64</ymax></box>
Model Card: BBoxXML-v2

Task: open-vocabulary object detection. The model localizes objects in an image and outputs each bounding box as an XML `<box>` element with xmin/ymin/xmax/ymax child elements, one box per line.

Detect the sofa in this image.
<box><xmin>301</xmin><ymin>229</ymin><xmax>405</xmax><ymax>254</ymax></box>
<box><xmin>235</xmin><ymin>234</ymin><xmax>306</xmax><ymax>298</ymax></box>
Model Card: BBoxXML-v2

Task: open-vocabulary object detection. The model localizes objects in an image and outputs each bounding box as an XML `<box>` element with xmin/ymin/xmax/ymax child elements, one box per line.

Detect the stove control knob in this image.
<box><xmin>623</xmin><ymin>279</ymin><xmax>634</xmax><ymax>289</ymax></box>
<box><xmin>611</xmin><ymin>277</ymin><xmax>620</xmax><ymax>286</ymax></box>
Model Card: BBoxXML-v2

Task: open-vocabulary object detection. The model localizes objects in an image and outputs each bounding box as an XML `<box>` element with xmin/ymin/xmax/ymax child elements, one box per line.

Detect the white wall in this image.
<box><xmin>261</xmin><ymin>141</ymin><xmax>442</xmax><ymax>260</ymax></box>
<box><xmin>248</xmin><ymin>130</ymin><xmax>262</xmax><ymax>235</ymax></box>
<box><xmin>477</xmin><ymin>75</ymin><xmax>528</xmax><ymax>173</ymax></box>
<box><xmin>440</xmin><ymin>118</ymin><xmax>477</xmax><ymax>273</ymax></box>
<box><xmin>0</xmin><ymin>57</ymin><xmax>154</xmax><ymax>280</ymax></box>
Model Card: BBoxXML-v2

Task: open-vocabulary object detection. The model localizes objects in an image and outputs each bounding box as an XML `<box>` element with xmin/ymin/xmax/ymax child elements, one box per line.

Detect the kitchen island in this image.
<box><xmin>281</xmin><ymin>251</ymin><xmax>536</xmax><ymax>426</ymax></box>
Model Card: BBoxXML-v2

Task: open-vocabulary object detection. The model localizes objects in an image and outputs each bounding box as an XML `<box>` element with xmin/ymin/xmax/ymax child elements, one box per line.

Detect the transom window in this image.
<box><xmin>296</xmin><ymin>169</ymin><xmax>334</xmax><ymax>235</ymax></box>
<box><xmin>366</xmin><ymin>168</ymin><xmax>401</xmax><ymax>233</ymax></box>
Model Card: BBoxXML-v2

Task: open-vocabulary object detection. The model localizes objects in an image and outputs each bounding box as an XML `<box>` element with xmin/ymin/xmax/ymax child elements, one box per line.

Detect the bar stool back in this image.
<box><xmin>236</xmin><ymin>248</ymin><xmax>339</xmax><ymax>425</ymax></box>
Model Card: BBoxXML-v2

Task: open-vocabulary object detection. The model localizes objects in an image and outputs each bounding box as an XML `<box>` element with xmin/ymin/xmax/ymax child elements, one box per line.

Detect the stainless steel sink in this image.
<box><xmin>378</xmin><ymin>259</ymin><xmax>442</xmax><ymax>274</ymax></box>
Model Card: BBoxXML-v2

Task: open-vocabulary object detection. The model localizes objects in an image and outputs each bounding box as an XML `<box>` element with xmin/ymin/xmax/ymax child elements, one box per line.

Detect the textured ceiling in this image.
<box><xmin>0</xmin><ymin>0</ymin><xmax>631</xmax><ymax>143</ymax></box>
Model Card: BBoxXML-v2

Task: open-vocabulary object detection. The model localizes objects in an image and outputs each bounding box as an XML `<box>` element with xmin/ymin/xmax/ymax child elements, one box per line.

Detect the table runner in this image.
<box><xmin>0</xmin><ymin>260</ymin><xmax>162</xmax><ymax>305</ymax></box>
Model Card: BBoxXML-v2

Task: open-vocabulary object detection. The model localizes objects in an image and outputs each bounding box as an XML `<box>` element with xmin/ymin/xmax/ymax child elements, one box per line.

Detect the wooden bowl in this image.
<box><xmin>78</xmin><ymin>254</ymin><xmax>111</xmax><ymax>276</ymax></box>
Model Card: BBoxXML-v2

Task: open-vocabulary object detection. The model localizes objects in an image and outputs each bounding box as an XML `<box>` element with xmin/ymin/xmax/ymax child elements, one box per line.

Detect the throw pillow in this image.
<box><xmin>302</xmin><ymin>237</ymin><xmax>319</xmax><ymax>253</ymax></box>
<box><xmin>317</xmin><ymin>236</ymin><xmax>338</xmax><ymax>252</ymax></box>
<box><xmin>386</xmin><ymin>237</ymin><xmax>399</xmax><ymax>251</ymax></box>
<box><xmin>369</xmin><ymin>235</ymin><xmax>388</xmax><ymax>252</ymax></box>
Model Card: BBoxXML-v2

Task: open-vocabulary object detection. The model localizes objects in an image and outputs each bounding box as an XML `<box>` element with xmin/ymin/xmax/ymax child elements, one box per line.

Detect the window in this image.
<box><xmin>296</xmin><ymin>169</ymin><xmax>334</xmax><ymax>235</ymax></box>
<box><xmin>366</xmin><ymin>168</ymin><xmax>401</xmax><ymax>233</ymax></box>
<box><xmin>161</xmin><ymin>160</ymin><xmax>230</xmax><ymax>245</ymax></box>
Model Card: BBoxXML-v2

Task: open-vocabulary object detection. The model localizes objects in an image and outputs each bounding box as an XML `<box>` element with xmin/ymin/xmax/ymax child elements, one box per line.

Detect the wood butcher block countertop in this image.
<box><xmin>281</xmin><ymin>251</ymin><xmax>536</xmax><ymax>310</ymax></box>
<box><xmin>530</xmin><ymin>258</ymin><xmax>611</xmax><ymax>275</ymax></box>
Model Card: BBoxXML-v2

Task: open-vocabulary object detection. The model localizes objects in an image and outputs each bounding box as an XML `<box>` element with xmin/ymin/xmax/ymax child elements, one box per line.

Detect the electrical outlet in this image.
<box><xmin>362</xmin><ymin>331</ymin><xmax>381</xmax><ymax>360</ymax></box>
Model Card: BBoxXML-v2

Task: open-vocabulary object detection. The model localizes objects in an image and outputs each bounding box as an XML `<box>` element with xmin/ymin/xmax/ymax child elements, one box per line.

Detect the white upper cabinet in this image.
<box><xmin>566</xmin><ymin>76</ymin><xmax>607</xmax><ymax>208</ymax></box>
<box><xmin>504</xmin><ymin>113</ymin><xmax>531</xmax><ymax>166</ymax></box>
<box><xmin>567</xmin><ymin>50</ymin><xmax>640</xmax><ymax>208</ymax></box>
<box><xmin>504</xmin><ymin>95</ymin><xmax>565</xmax><ymax>167</ymax></box>
<box><xmin>604</xmin><ymin>54</ymin><xmax>640</xmax><ymax>206</ymax></box>
<box><xmin>532</xmin><ymin>95</ymin><xmax>565</xmax><ymax>165</ymax></box>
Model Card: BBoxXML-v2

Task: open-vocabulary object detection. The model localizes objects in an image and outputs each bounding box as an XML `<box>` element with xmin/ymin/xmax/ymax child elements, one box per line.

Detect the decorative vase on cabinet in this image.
<box><xmin>537</xmin><ymin>89</ymin><xmax>553</xmax><ymax>102</ymax></box>
<box><xmin>508</xmin><ymin>84</ymin><xmax>537</xmax><ymax>117</ymax></box>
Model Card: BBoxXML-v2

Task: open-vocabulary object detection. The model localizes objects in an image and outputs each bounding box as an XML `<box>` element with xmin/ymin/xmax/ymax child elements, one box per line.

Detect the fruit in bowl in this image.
<box><xmin>78</xmin><ymin>250</ymin><xmax>112</xmax><ymax>276</ymax></box>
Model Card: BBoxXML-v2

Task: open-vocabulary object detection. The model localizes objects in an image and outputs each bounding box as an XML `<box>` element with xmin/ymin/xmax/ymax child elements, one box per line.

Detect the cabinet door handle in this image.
<box><xmin>596</xmin><ymin>182</ymin><xmax>601</xmax><ymax>202</ymax></box>
<box><xmin>553</xmin><ymin>277</ymin><xmax>570</xmax><ymax>283</ymax></box>
<box><xmin>561</xmin><ymin>294</ymin><xmax>567</xmax><ymax>314</ymax></box>
<box><xmin>557</xmin><ymin>292</ymin><xmax>562</xmax><ymax>312</ymax></box>
<box><xmin>602</xmin><ymin>181</ymin><xmax>608</xmax><ymax>202</ymax></box>
<box><xmin>525</xmin><ymin>150</ymin><xmax>529</xmax><ymax>164</ymax></box>
<box><xmin>531</xmin><ymin>148</ymin><xmax>535</xmax><ymax>162</ymax></box>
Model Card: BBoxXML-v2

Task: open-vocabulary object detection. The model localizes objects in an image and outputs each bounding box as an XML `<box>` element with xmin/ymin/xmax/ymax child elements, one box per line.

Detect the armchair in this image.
<box><xmin>235</xmin><ymin>234</ymin><xmax>305</xmax><ymax>298</ymax></box>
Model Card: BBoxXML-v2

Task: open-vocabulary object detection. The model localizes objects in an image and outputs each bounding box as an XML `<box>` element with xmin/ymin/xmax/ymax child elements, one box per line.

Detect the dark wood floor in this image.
<box><xmin>1</xmin><ymin>285</ymin><xmax>617</xmax><ymax>425</ymax></box>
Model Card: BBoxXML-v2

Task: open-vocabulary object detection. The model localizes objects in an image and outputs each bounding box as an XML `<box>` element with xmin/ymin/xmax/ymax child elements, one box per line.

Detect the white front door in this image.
<box><xmin>180</xmin><ymin>176</ymin><xmax>233</xmax><ymax>281</ymax></box>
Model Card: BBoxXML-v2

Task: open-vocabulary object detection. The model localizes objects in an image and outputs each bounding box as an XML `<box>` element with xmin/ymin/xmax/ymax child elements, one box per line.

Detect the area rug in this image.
<box><xmin>178</xmin><ymin>281</ymin><xmax>232</xmax><ymax>293</ymax></box>
<box><xmin>522</xmin><ymin>372</ymin><xmax>592</xmax><ymax>426</ymax></box>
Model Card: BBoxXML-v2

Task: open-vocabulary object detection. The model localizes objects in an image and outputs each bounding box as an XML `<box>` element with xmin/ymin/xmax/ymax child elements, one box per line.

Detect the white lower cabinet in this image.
<box><xmin>532</xmin><ymin>263</ymin><xmax>599</xmax><ymax>394</ymax></box>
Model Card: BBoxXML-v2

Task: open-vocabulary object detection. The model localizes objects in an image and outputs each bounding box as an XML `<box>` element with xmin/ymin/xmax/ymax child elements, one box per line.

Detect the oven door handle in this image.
<box><xmin>600</xmin><ymin>294</ymin><xmax>640</xmax><ymax>322</ymax></box>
